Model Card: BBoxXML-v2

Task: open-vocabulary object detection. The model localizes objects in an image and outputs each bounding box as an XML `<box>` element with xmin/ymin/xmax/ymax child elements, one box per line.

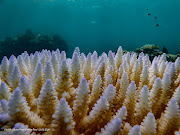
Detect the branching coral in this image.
<box><xmin>0</xmin><ymin>46</ymin><xmax>179</xmax><ymax>135</ymax></box>
<box><xmin>51</xmin><ymin>98</ymin><xmax>75</xmax><ymax>135</ymax></box>
<box><xmin>140</xmin><ymin>112</ymin><xmax>157</xmax><ymax>135</ymax></box>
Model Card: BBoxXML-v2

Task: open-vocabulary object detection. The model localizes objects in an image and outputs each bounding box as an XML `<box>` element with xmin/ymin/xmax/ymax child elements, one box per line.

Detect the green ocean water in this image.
<box><xmin>0</xmin><ymin>0</ymin><xmax>180</xmax><ymax>55</ymax></box>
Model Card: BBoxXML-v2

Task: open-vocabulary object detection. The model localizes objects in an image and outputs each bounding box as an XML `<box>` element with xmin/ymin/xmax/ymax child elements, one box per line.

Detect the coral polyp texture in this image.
<box><xmin>0</xmin><ymin>47</ymin><xmax>179</xmax><ymax>135</ymax></box>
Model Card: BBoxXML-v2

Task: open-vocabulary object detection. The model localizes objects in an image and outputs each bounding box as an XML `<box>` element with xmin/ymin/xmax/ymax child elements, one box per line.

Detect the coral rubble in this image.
<box><xmin>0</xmin><ymin>46</ymin><xmax>179</xmax><ymax>135</ymax></box>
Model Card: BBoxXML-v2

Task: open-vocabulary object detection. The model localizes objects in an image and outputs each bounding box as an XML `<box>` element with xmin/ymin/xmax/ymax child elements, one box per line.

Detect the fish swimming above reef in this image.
<box><xmin>154</xmin><ymin>24</ymin><xmax>159</xmax><ymax>27</ymax></box>
<box><xmin>153</xmin><ymin>17</ymin><xmax>158</xmax><ymax>19</ymax></box>
<box><xmin>91</xmin><ymin>20</ymin><xmax>96</xmax><ymax>24</ymax></box>
<box><xmin>146</xmin><ymin>13</ymin><xmax>151</xmax><ymax>16</ymax></box>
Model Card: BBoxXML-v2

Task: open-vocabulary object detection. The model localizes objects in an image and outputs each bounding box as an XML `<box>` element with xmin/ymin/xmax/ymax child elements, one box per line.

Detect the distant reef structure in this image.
<box><xmin>0</xmin><ymin>29</ymin><xmax>69</xmax><ymax>60</ymax></box>
<box><xmin>0</xmin><ymin>31</ymin><xmax>179</xmax><ymax>62</ymax></box>
<box><xmin>135</xmin><ymin>44</ymin><xmax>178</xmax><ymax>62</ymax></box>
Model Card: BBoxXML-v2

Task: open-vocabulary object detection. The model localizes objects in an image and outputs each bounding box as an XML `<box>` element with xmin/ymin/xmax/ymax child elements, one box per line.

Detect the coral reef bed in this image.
<box><xmin>135</xmin><ymin>44</ymin><xmax>178</xmax><ymax>62</ymax></box>
<box><xmin>0</xmin><ymin>46</ymin><xmax>180</xmax><ymax>135</ymax></box>
<box><xmin>0</xmin><ymin>29</ymin><xmax>69</xmax><ymax>61</ymax></box>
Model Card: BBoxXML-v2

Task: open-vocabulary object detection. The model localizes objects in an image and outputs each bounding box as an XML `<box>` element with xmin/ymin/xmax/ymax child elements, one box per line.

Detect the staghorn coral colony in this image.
<box><xmin>0</xmin><ymin>46</ymin><xmax>179</xmax><ymax>135</ymax></box>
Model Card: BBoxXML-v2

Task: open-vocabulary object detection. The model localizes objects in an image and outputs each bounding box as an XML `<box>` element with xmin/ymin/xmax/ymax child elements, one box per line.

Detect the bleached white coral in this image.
<box><xmin>0</xmin><ymin>99</ymin><xmax>8</xmax><ymax>113</ymax></box>
<box><xmin>83</xmin><ymin>53</ymin><xmax>92</xmax><ymax>81</ymax></box>
<box><xmin>10</xmin><ymin>123</ymin><xmax>33</xmax><ymax>135</ymax></box>
<box><xmin>55</xmin><ymin>60</ymin><xmax>73</xmax><ymax>100</ymax></box>
<box><xmin>113</xmin><ymin>106</ymin><xmax>127</xmax><ymax>121</ymax></box>
<box><xmin>134</xmin><ymin>85</ymin><xmax>151</xmax><ymax>125</ymax></box>
<box><xmin>115</xmin><ymin>46</ymin><xmax>123</xmax><ymax>69</ymax></box>
<box><xmin>123</xmin><ymin>81</ymin><xmax>137</xmax><ymax>123</ymax></box>
<box><xmin>0</xmin><ymin>56</ymin><xmax>9</xmax><ymax>80</ymax></box>
<box><xmin>172</xmin><ymin>85</ymin><xmax>180</xmax><ymax>105</ymax></box>
<box><xmin>149</xmin><ymin>62</ymin><xmax>159</xmax><ymax>79</ymax></box>
<box><xmin>102</xmin><ymin>84</ymin><xmax>116</xmax><ymax>104</ymax></box>
<box><xmin>96</xmin><ymin>117</ymin><xmax>122</xmax><ymax>135</ymax></box>
<box><xmin>138</xmin><ymin>65</ymin><xmax>149</xmax><ymax>92</ymax></box>
<box><xmin>88</xmin><ymin>75</ymin><xmax>103</xmax><ymax>112</ymax></box>
<box><xmin>37</xmin><ymin>79</ymin><xmax>58</xmax><ymax>125</ymax></box>
<box><xmin>73</xmin><ymin>77</ymin><xmax>90</xmax><ymax>131</ymax></box>
<box><xmin>43</xmin><ymin>61</ymin><xmax>56</xmax><ymax>84</ymax></box>
<box><xmin>18</xmin><ymin>76</ymin><xmax>34</xmax><ymax>108</ymax></box>
<box><xmin>8</xmin><ymin>87</ymin><xmax>44</xmax><ymax>127</ymax></box>
<box><xmin>0</xmin><ymin>112</ymin><xmax>11</xmax><ymax>123</ymax></box>
<box><xmin>117</xmin><ymin>71</ymin><xmax>129</xmax><ymax>105</ymax></box>
<box><xmin>140</xmin><ymin>112</ymin><xmax>157</xmax><ymax>134</ymax></box>
<box><xmin>122</xmin><ymin>122</ymin><xmax>132</xmax><ymax>135</ymax></box>
<box><xmin>51</xmin><ymin>51</ymin><xmax>59</xmax><ymax>78</ymax></box>
<box><xmin>0</xmin><ymin>47</ymin><xmax>179</xmax><ymax>135</ymax></box>
<box><xmin>157</xmin><ymin>72</ymin><xmax>172</xmax><ymax>116</ymax></box>
<box><xmin>17</xmin><ymin>55</ymin><xmax>29</xmax><ymax>77</ymax></box>
<box><xmin>9</xmin><ymin>65</ymin><xmax>22</xmax><ymax>90</ymax></box>
<box><xmin>158</xmin><ymin>98</ymin><xmax>180</xmax><ymax>134</ymax></box>
<box><xmin>87</xmin><ymin>96</ymin><xmax>109</xmax><ymax>123</ymax></box>
<box><xmin>71</xmin><ymin>52</ymin><xmax>83</xmax><ymax>88</ymax></box>
<box><xmin>159</xmin><ymin>60</ymin><xmax>166</xmax><ymax>78</ymax></box>
<box><xmin>175</xmin><ymin>57</ymin><xmax>180</xmax><ymax>73</ymax></box>
<box><xmin>122</xmin><ymin>60</ymin><xmax>129</xmax><ymax>77</ymax></box>
<box><xmin>0</xmin><ymin>99</ymin><xmax>11</xmax><ymax>123</ymax></box>
<box><xmin>104</xmin><ymin>74</ymin><xmax>113</xmax><ymax>89</ymax></box>
<box><xmin>31</xmin><ymin>62</ymin><xmax>44</xmax><ymax>98</ymax></box>
<box><xmin>149</xmin><ymin>77</ymin><xmax>162</xmax><ymax>115</ymax></box>
<box><xmin>0</xmin><ymin>81</ymin><xmax>11</xmax><ymax>100</ymax></box>
<box><xmin>30</xmin><ymin>51</ymin><xmax>40</xmax><ymax>74</ymax></box>
<box><xmin>175</xmin><ymin>130</ymin><xmax>180</xmax><ymax>135</ymax></box>
<box><xmin>108</xmin><ymin>51</ymin><xmax>116</xmax><ymax>68</ymax></box>
<box><xmin>51</xmin><ymin>98</ymin><xmax>75</xmax><ymax>134</ymax></box>
<box><xmin>85</xmin><ymin>96</ymin><xmax>110</xmax><ymax>134</ymax></box>
<box><xmin>91</xmin><ymin>51</ymin><xmax>98</xmax><ymax>70</ymax></box>
<box><xmin>130</xmin><ymin>60</ymin><xmax>141</xmax><ymax>86</ymax></box>
<box><xmin>128</xmin><ymin>125</ymin><xmax>141</xmax><ymax>135</ymax></box>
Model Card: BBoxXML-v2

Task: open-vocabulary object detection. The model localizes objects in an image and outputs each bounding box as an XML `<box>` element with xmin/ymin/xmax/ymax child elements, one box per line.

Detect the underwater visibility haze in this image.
<box><xmin>0</xmin><ymin>0</ymin><xmax>180</xmax><ymax>55</ymax></box>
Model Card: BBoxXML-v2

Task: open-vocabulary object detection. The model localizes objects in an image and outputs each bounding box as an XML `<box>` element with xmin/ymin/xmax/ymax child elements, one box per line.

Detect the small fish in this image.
<box><xmin>146</xmin><ymin>13</ymin><xmax>151</xmax><ymax>16</ymax></box>
<box><xmin>37</xmin><ymin>34</ymin><xmax>41</xmax><ymax>38</ymax></box>
<box><xmin>154</xmin><ymin>24</ymin><xmax>159</xmax><ymax>27</ymax></box>
<box><xmin>91</xmin><ymin>21</ymin><xmax>96</xmax><ymax>24</ymax></box>
<box><xmin>153</xmin><ymin>17</ymin><xmax>158</xmax><ymax>19</ymax></box>
<box><xmin>145</xmin><ymin>8</ymin><xmax>148</xmax><ymax>10</ymax></box>
<box><xmin>92</xmin><ymin>5</ymin><xmax>102</xmax><ymax>8</ymax></box>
